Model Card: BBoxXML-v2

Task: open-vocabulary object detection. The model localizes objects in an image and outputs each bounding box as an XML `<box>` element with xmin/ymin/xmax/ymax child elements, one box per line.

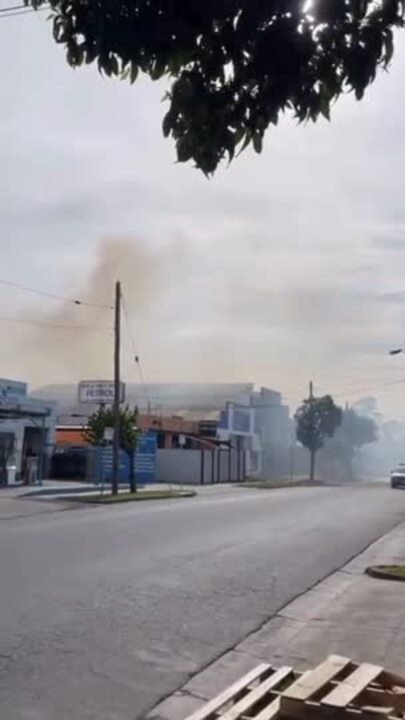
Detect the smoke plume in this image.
<box><xmin>6</xmin><ymin>238</ymin><xmax>160</xmax><ymax>387</ymax></box>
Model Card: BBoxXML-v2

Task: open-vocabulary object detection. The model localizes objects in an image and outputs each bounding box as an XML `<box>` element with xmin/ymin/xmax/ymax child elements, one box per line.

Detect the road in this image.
<box><xmin>1</xmin><ymin>485</ymin><xmax>405</xmax><ymax>720</ymax></box>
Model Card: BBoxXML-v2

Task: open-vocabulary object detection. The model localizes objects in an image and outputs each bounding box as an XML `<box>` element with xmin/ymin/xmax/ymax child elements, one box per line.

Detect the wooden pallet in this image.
<box><xmin>183</xmin><ymin>663</ymin><xmax>298</xmax><ymax>720</ymax></box>
<box><xmin>183</xmin><ymin>656</ymin><xmax>405</xmax><ymax>720</ymax></box>
<box><xmin>280</xmin><ymin>655</ymin><xmax>405</xmax><ymax>720</ymax></box>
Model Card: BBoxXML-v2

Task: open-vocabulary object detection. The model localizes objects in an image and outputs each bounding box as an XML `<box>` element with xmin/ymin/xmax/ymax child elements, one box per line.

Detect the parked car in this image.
<box><xmin>390</xmin><ymin>464</ymin><xmax>405</xmax><ymax>489</ymax></box>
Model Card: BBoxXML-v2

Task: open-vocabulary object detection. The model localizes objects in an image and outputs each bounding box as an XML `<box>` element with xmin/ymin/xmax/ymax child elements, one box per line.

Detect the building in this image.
<box><xmin>38</xmin><ymin>382</ymin><xmax>291</xmax><ymax>482</ymax></box>
<box><xmin>53</xmin><ymin>412</ymin><xmax>219</xmax><ymax>482</ymax></box>
<box><xmin>55</xmin><ymin>413</ymin><xmax>213</xmax><ymax>450</ymax></box>
<box><xmin>218</xmin><ymin>401</ymin><xmax>261</xmax><ymax>477</ymax></box>
<box><xmin>0</xmin><ymin>379</ymin><xmax>56</xmax><ymax>485</ymax></box>
<box><xmin>251</xmin><ymin>387</ymin><xmax>293</xmax><ymax>478</ymax></box>
<box><xmin>218</xmin><ymin>387</ymin><xmax>292</xmax><ymax>478</ymax></box>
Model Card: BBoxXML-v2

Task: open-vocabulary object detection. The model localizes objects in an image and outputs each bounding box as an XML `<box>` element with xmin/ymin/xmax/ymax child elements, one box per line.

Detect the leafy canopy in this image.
<box><xmin>295</xmin><ymin>394</ymin><xmax>342</xmax><ymax>453</ymax></box>
<box><xmin>84</xmin><ymin>405</ymin><xmax>139</xmax><ymax>456</ymax></box>
<box><xmin>27</xmin><ymin>0</ymin><xmax>404</xmax><ymax>174</ymax></box>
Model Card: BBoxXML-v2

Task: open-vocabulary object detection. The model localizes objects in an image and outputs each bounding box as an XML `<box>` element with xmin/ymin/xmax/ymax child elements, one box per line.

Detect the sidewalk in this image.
<box><xmin>0</xmin><ymin>488</ymin><xmax>73</xmax><ymax>520</ymax></box>
<box><xmin>0</xmin><ymin>481</ymin><xmax>238</xmax><ymax>518</ymax></box>
<box><xmin>148</xmin><ymin>522</ymin><xmax>405</xmax><ymax>720</ymax></box>
<box><xmin>0</xmin><ymin>481</ymin><xmax>96</xmax><ymax>518</ymax></box>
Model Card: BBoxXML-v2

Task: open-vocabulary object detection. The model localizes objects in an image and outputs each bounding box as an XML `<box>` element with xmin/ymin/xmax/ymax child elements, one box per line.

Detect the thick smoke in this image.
<box><xmin>5</xmin><ymin>238</ymin><xmax>159</xmax><ymax>386</ymax></box>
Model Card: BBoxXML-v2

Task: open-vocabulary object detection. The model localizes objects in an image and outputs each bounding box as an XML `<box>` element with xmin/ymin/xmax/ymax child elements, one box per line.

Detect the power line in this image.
<box><xmin>332</xmin><ymin>377</ymin><xmax>405</xmax><ymax>400</ymax></box>
<box><xmin>121</xmin><ymin>291</ymin><xmax>151</xmax><ymax>410</ymax></box>
<box><xmin>0</xmin><ymin>8</ymin><xmax>36</xmax><ymax>16</ymax></box>
<box><xmin>0</xmin><ymin>315</ymin><xmax>112</xmax><ymax>331</ymax></box>
<box><xmin>0</xmin><ymin>4</ymin><xmax>49</xmax><ymax>18</ymax></box>
<box><xmin>0</xmin><ymin>277</ymin><xmax>112</xmax><ymax>309</ymax></box>
<box><xmin>0</xmin><ymin>3</ymin><xmax>28</xmax><ymax>11</ymax></box>
<box><xmin>0</xmin><ymin>7</ymin><xmax>46</xmax><ymax>20</ymax></box>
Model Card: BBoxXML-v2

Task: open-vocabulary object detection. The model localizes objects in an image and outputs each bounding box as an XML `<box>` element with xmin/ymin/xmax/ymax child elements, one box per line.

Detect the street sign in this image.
<box><xmin>78</xmin><ymin>380</ymin><xmax>125</xmax><ymax>405</ymax></box>
<box><xmin>103</xmin><ymin>427</ymin><xmax>114</xmax><ymax>443</ymax></box>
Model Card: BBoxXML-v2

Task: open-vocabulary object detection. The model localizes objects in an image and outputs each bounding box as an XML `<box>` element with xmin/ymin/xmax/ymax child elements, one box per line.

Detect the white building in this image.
<box><xmin>0</xmin><ymin>379</ymin><xmax>56</xmax><ymax>485</ymax></box>
<box><xmin>251</xmin><ymin>387</ymin><xmax>293</xmax><ymax>477</ymax></box>
<box><xmin>217</xmin><ymin>386</ymin><xmax>291</xmax><ymax>479</ymax></box>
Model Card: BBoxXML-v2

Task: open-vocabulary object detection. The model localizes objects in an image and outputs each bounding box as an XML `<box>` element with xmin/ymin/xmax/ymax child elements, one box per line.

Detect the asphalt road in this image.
<box><xmin>1</xmin><ymin>485</ymin><xmax>405</xmax><ymax>720</ymax></box>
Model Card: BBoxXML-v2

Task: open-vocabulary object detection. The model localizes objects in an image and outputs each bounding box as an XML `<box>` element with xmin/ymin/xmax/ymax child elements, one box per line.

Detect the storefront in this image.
<box><xmin>0</xmin><ymin>379</ymin><xmax>56</xmax><ymax>485</ymax></box>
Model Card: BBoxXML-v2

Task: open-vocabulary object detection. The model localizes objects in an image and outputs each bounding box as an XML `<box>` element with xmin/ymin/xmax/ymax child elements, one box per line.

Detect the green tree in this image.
<box><xmin>27</xmin><ymin>1</ymin><xmax>404</xmax><ymax>175</ymax></box>
<box><xmin>84</xmin><ymin>405</ymin><xmax>139</xmax><ymax>493</ymax></box>
<box><xmin>295</xmin><ymin>394</ymin><xmax>342</xmax><ymax>482</ymax></box>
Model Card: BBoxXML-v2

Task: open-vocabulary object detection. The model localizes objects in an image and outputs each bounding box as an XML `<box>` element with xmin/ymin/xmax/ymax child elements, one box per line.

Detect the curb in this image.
<box><xmin>146</xmin><ymin>519</ymin><xmax>405</xmax><ymax>720</ymax></box>
<box><xmin>365</xmin><ymin>565</ymin><xmax>405</xmax><ymax>582</ymax></box>
<box><xmin>68</xmin><ymin>490</ymin><xmax>197</xmax><ymax>504</ymax></box>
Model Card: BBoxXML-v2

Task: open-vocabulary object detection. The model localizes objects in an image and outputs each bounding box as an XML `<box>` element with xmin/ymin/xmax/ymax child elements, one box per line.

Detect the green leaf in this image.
<box><xmin>238</xmin><ymin>131</ymin><xmax>252</xmax><ymax>155</ymax></box>
<box><xmin>233</xmin><ymin>127</ymin><xmax>245</xmax><ymax>145</ymax></box>
<box><xmin>177</xmin><ymin>136</ymin><xmax>194</xmax><ymax>163</ymax></box>
<box><xmin>150</xmin><ymin>59</ymin><xmax>166</xmax><ymax>81</ymax></box>
<box><xmin>252</xmin><ymin>133</ymin><xmax>263</xmax><ymax>154</ymax></box>
<box><xmin>319</xmin><ymin>95</ymin><xmax>330</xmax><ymax>120</ymax></box>
<box><xmin>162</xmin><ymin>111</ymin><xmax>173</xmax><ymax>138</ymax></box>
<box><xmin>130</xmin><ymin>63</ymin><xmax>139</xmax><ymax>84</ymax></box>
<box><xmin>384</xmin><ymin>30</ymin><xmax>394</xmax><ymax>65</ymax></box>
<box><xmin>43</xmin><ymin>0</ymin><xmax>404</xmax><ymax>174</ymax></box>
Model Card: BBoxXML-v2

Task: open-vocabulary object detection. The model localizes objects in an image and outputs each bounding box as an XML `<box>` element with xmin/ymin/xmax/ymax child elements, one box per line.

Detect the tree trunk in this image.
<box><xmin>309</xmin><ymin>448</ymin><xmax>316</xmax><ymax>483</ymax></box>
<box><xmin>128</xmin><ymin>450</ymin><xmax>136</xmax><ymax>493</ymax></box>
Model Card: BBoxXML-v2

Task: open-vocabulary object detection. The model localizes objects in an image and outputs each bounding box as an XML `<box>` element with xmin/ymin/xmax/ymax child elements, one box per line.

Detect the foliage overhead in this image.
<box><xmin>295</xmin><ymin>394</ymin><xmax>342</xmax><ymax>454</ymax></box>
<box><xmin>27</xmin><ymin>0</ymin><xmax>405</xmax><ymax>174</ymax></box>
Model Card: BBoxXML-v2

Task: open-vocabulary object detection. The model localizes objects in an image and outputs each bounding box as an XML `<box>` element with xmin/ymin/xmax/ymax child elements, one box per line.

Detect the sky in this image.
<box><xmin>2</xmin><ymin>9</ymin><xmax>405</xmax><ymax>418</ymax></box>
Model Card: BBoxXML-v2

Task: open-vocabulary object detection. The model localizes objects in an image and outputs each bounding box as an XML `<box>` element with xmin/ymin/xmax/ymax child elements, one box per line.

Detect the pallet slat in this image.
<box><xmin>253</xmin><ymin>697</ymin><xmax>281</xmax><ymax>720</ymax></box>
<box><xmin>322</xmin><ymin>664</ymin><xmax>383</xmax><ymax>708</ymax></box>
<box><xmin>183</xmin><ymin>664</ymin><xmax>271</xmax><ymax>720</ymax></box>
<box><xmin>281</xmin><ymin>655</ymin><xmax>351</xmax><ymax>702</ymax></box>
<box><xmin>279</xmin><ymin>699</ymin><xmax>396</xmax><ymax>720</ymax></box>
<box><xmin>184</xmin><ymin>656</ymin><xmax>405</xmax><ymax>720</ymax></box>
<box><xmin>220</xmin><ymin>667</ymin><xmax>293</xmax><ymax>720</ymax></box>
<box><xmin>362</xmin><ymin>688</ymin><xmax>405</xmax><ymax>715</ymax></box>
<box><xmin>380</xmin><ymin>671</ymin><xmax>405</xmax><ymax>689</ymax></box>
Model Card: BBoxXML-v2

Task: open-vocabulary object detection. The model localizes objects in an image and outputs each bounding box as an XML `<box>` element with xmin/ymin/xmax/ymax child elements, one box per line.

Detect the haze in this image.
<box><xmin>2</xmin><ymin>12</ymin><xmax>405</xmax><ymax>417</ymax></box>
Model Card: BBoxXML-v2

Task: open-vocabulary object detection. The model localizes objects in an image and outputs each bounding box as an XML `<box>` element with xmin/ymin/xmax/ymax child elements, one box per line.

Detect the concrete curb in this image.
<box><xmin>146</xmin><ymin>521</ymin><xmax>405</xmax><ymax>720</ymax></box>
<box><xmin>365</xmin><ymin>564</ymin><xmax>405</xmax><ymax>582</ymax></box>
<box><xmin>69</xmin><ymin>490</ymin><xmax>197</xmax><ymax>504</ymax></box>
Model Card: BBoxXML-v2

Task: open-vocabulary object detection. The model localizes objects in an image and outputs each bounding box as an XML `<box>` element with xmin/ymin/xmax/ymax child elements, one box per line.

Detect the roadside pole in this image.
<box><xmin>309</xmin><ymin>379</ymin><xmax>315</xmax><ymax>482</ymax></box>
<box><xmin>112</xmin><ymin>280</ymin><xmax>121</xmax><ymax>496</ymax></box>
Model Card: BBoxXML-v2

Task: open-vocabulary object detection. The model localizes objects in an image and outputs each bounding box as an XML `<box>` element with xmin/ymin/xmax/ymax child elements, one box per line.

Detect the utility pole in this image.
<box><xmin>308</xmin><ymin>379</ymin><xmax>315</xmax><ymax>482</ymax></box>
<box><xmin>112</xmin><ymin>280</ymin><xmax>121</xmax><ymax>496</ymax></box>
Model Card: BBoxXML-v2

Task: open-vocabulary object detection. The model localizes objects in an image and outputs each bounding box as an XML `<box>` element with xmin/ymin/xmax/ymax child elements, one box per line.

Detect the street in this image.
<box><xmin>1</xmin><ymin>486</ymin><xmax>405</xmax><ymax>720</ymax></box>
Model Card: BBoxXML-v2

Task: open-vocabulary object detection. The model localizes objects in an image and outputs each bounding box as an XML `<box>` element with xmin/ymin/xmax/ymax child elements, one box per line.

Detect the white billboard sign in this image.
<box><xmin>78</xmin><ymin>380</ymin><xmax>125</xmax><ymax>405</ymax></box>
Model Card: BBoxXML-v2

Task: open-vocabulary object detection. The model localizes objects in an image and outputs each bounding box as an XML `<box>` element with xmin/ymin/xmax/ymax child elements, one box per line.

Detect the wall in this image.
<box><xmin>156</xmin><ymin>448</ymin><xmax>245</xmax><ymax>485</ymax></box>
<box><xmin>56</xmin><ymin>427</ymin><xmax>86</xmax><ymax>445</ymax></box>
